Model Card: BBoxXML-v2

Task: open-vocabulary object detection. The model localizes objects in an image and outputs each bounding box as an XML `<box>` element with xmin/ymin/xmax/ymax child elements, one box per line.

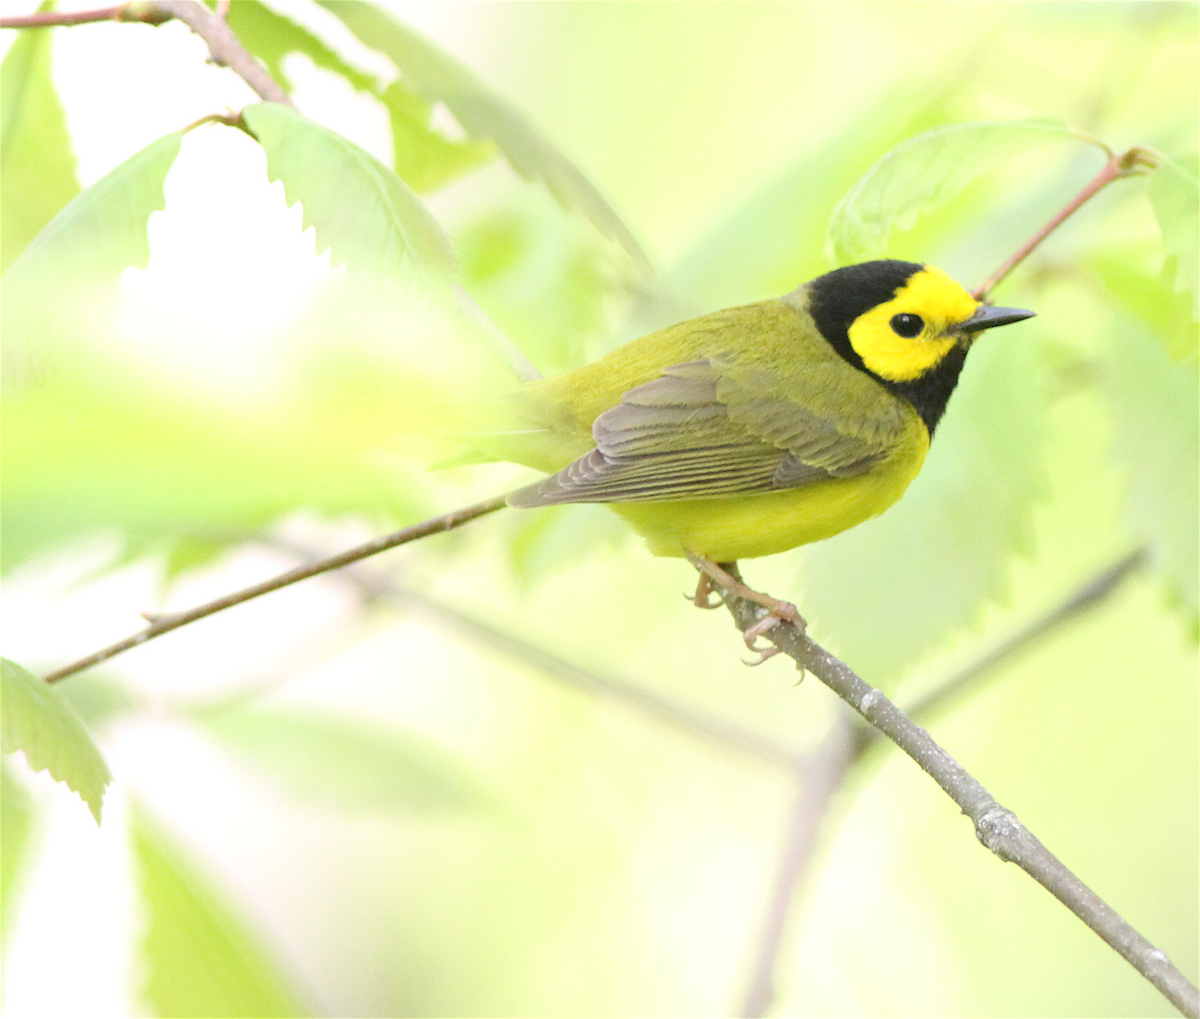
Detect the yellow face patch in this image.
<box><xmin>847</xmin><ymin>265</ymin><xmax>980</xmax><ymax>382</ymax></box>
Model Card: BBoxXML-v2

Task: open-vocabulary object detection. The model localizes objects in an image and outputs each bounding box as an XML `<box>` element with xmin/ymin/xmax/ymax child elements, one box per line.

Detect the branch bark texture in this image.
<box><xmin>719</xmin><ymin>574</ymin><xmax>1199</xmax><ymax>1019</ymax></box>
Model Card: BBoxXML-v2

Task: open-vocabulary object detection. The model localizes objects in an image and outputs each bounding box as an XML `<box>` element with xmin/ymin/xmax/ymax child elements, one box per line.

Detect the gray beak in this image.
<box><xmin>945</xmin><ymin>304</ymin><xmax>1036</xmax><ymax>336</ymax></box>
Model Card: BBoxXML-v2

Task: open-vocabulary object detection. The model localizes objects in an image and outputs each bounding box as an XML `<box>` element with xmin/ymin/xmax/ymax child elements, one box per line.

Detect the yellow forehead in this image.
<box><xmin>893</xmin><ymin>265</ymin><xmax>978</xmax><ymax>325</ymax></box>
<box><xmin>848</xmin><ymin>265</ymin><xmax>980</xmax><ymax>383</ymax></box>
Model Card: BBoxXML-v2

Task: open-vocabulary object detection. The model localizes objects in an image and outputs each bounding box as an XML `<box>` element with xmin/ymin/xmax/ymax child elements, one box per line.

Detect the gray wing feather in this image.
<box><xmin>508</xmin><ymin>358</ymin><xmax>888</xmax><ymax>507</ymax></box>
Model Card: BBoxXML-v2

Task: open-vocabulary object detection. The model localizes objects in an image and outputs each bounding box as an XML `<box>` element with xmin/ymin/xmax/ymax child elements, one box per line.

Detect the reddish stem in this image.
<box><xmin>974</xmin><ymin>146</ymin><xmax>1160</xmax><ymax>300</ymax></box>
<box><xmin>0</xmin><ymin>3</ymin><xmax>170</xmax><ymax>28</ymax></box>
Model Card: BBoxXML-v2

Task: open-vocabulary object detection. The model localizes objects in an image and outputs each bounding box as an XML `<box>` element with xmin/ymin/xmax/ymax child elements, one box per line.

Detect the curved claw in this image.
<box><xmin>742</xmin><ymin>613</ymin><xmax>782</xmax><ymax>646</ymax></box>
<box><xmin>742</xmin><ymin>646</ymin><xmax>782</xmax><ymax>667</ymax></box>
<box><xmin>741</xmin><ymin>616</ymin><xmax>782</xmax><ymax>662</ymax></box>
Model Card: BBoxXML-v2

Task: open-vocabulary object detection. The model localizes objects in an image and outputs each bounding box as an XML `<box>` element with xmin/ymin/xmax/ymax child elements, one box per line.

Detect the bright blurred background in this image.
<box><xmin>2</xmin><ymin>2</ymin><xmax>1197</xmax><ymax>1016</ymax></box>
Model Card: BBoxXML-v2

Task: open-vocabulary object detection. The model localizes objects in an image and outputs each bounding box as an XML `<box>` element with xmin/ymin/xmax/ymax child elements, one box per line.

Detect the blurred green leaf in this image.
<box><xmin>1106</xmin><ymin>317</ymin><xmax>1199</xmax><ymax>621</ymax></box>
<box><xmin>505</xmin><ymin>501</ymin><xmax>630</xmax><ymax>589</ymax></box>
<box><xmin>0</xmin><ymin>1</ymin><xmax>80</xmax><ymax>272</ymax></box>
<box><xmin>1</xmin><ymin>360</ymin><xmax>428</xmax><ymax>571</ymax></box>
<box><xmin>458</xmin><ymin>195</ymin><xmax>615</xmax><ymax>373</ymax></box>
<box><xmin>667</xmin><ymin>89</ymin><xmax>948</xmax><ymax>314</ymax></box>
<box><xmin>316</xmin><ymin>0</ymin><xmax>650</xmax><ymax>270</ymax></box>
<box><xmin>796</xmin><ymin>328</ymin><xmax>1047</xmax><ymax>681</ymax></box>
<box><xmin>1</xmin><ymin>760</ymin><xmax>37</xmax><ymax>943</ymax></box>
<box><xmin>54</xmin><ymin>672</ymin><xmax>138</xmax><ymax>730</ymax></box>
<box><xmin>383</xmin><ymin>80</ymin><xmax>496</xmax><ymax>194</ymax></box>
<box><xmin>1</xmin><ymin>658</ymin><xmax>112</xmax><ymax>824</ymax></box>
<box><xmin>1087</xmin><ymin>248</ymin><xmax>1197</xmax><ymax>361</ymax></box>
<box><xmin>227</xmin><ymin>2</ymin><xmax>496</xmax><ymax>196</ymax></box>
<box><xmin>1</xmin><ymin>130</ymin><xmax>180</xmax><ymax>383</ymax></box>
<box><xmin>226</xmin><ymin>0</ymin><xmax>376</xmax><ymax>93</ymax></box>
<box><xmin>242</xmin><ymin>101</ymin><xmax>456</xmax><ymax>293</ymax></box>
<box><xmin>160</xmin><ymin>534</ymin><xmax>235</xmax><ymax>584</ymax></box>
<box><xmin>1147</xmin><ymin>152</ymin><xmax>1199</xmax><ymax>322</ymax></box>
<box><xmin>131</xmin><ymin>804</ymin><xmax>307</xmax><ymax>1018</ymax></box>
<box><xmin>827</xmin><ymin>119</ymin><xmax>1080</xmax><ymax>263</ymax></box>
<box><xmin>196</xmin><ymin>704</ymin><xmax>499</xmax><ymax>814</ymax></box>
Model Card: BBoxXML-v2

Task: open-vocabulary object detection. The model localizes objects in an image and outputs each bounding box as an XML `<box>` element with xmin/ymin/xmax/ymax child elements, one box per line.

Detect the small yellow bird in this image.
<box><xmin>495</xmin><ymin>260</ymin><xmax>1033</xmax><ymax>632</ymax></box>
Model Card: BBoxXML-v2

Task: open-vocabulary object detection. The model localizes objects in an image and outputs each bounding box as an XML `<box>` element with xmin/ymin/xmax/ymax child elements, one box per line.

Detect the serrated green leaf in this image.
<box><xmin>316</xmin><ymin>0</ymin><xmax>650</xmax><ymax>270</ymax></box>
<box><xmin>794</xmin><ymin>328</ymin><xmax>1047</xmax><ymax>681</ymax></box>
<box><xmin>827</xmin><ymin>119</ymin><xmax>1080</xmax><ymax>263</ymax></box>
<box><xmin>1</xmin><ymin>658</ymin><xmax>112</xmax><ymax>824</ymax></box>
<box><xmin>1</xmin><ymin>760</ymin><xmax>37</xmax><ymax>942</ymax></box>
<box><xmin>1148</xmin><ymin>153</ymin><xmax>1199</xmax><ymax>321</ymax></box>
<box><xmin>130</xmin><ymin>804</ymin><xmax>307</xmax><ymax>1018</ymax></box>
<box><xmin>196</xmin><ymin>704</ymin><xmax>499</xmax><ymax>814</ymax></box>
<box><xmin>227</xmin><ymin>0</ymin><xmax>496</xmax><ymax>196</ymax></box>
<box><xmin>1</xmin><ymin>1</ymin><xmax>80</xmax><ymax>272</ymax></box>
<box><xmin>242</xmin><ymin>101</ymin><xmax>456</xmax><ymax>293</ymax></box>
<box><xmin>384</xmin><ymin>80</ymin><xmax>496</xmax><ymax>194</ymax></box>
<box><xmin>1106</xmin><ymin>317</ymin><xmax>1199</xmax><ymax>619</ymax></box>
<box><xmin>226</xmin><ymin>0</ymin><xmax>376</xmax><ymax>94</ymax></box>
<box><xmin>1</xmin><ymin>130</ymin><xmax>180</xmax><ymax>384</ymax></box>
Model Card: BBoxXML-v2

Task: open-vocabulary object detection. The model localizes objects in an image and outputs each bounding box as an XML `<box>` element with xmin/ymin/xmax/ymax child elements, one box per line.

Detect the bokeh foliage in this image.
<box><xmin>2</xmin><ymin>2</ymin><xmax>1196</xmax><ymax>1017</ymax></box>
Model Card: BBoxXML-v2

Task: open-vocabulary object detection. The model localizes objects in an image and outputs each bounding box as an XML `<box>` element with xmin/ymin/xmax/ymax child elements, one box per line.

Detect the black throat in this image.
<box><xmin>805</xmin><ymin>259</ymin><xmax>966</xmax><ymax>435</ymax></box>
<box><xmin>885</xmin><ymin>345</ymin><xmax>969</xmax><ymax>435</ymax></box>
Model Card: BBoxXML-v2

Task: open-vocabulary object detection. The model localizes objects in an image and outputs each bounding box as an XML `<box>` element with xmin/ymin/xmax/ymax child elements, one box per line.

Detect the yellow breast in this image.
<box><xmin>609</xmin><ymin>413</ymin><xmax>928</xmax><ymax>560</ymax></box>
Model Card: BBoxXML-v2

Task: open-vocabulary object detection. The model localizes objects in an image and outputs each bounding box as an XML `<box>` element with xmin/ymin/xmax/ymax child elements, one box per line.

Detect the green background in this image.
<box><xmin>2</xmin><ymin>2</ymin><xmax>1196</xmax><ymax>1016</ymax></box>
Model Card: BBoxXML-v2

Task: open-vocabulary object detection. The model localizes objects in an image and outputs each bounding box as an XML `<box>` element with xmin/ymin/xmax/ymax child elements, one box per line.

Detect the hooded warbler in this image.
<box><xmin>504</xmin><ymin>260</ymin><xmax>1034</xmax><ymax>569</ymax></box>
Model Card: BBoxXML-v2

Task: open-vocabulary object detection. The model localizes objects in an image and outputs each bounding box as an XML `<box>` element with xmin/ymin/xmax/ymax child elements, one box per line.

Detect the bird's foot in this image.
<box><xmin>690</xmin><ymin>572</ymin><xmax>727</xmax><ymax>609</ymax></box>
<box><xmin>685</xmin><ymin>554</ymin><xmax>806</xmax><ymax>660</ymax></box>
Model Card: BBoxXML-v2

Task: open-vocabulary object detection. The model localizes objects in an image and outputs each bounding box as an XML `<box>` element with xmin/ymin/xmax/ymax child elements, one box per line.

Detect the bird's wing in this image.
<box><xmin>508</xmin><ymin>358</ymin><xmax>903</xmax><ymax>507</ymax></box>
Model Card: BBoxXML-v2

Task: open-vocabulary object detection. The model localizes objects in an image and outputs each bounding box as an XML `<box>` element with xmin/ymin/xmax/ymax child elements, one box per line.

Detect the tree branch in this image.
<box><xmin>42</xmin><ymin>496</ymin><xmax>509</xmax><ymax>684</ymax></box>
<box><xmin>736</xmin><ymin>547</ymin><xmax>1152</xmax><ymax>1016</ymax></box>
<box><xmin>1</xmin><ymin>0</ymin><xmax>292</xmax><ymax>106</ymax></box>
<box><xmin>0</xmin><ymin>3</ymin><xmax>170</xmax><ymax>28</ymax></box>
<box><xmin>150</xmin><ymin>0</ymin><xmax>291</xmax><ymax>105</ymax></box>
<box><xmin>713</xmin><ymin>566</ymin><xmax>1199</xmax><ymax>1018</ymax></box>
<box><xmin>266</xmin><ymin>536</ymin><xmax>1163</xmax><ymax>1018</ymax></box>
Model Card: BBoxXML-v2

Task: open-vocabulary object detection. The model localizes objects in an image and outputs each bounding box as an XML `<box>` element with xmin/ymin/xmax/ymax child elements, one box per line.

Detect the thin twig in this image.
<box><xmin>739</xmin><ymin>714</ymin><xmax>855</xmax><ymax>1018</ymax></box>
<box><xmin>277</xmin><ymin>533</ymin><xmax>1159</xmax><ymax>1018</ymax></box>
<box><xmin>264</xmin><ymin>537</ymin><xmax>800</xmax><ymax>769</ymax></box>
<box><xmin>713</xmin><ymin>566</ymin><xmax>1199</xmax><ymax>1019</ymax></box>
<box><xmin>1</xmin><ymin>0</ymin><xmax>291</xmax><ymax>106</ymax></box>
<box><xmin>42</xmin><ymin>496</ymin><xmax>509</xmax><ymax>684</ymax></box>
<box><xmin>973</xmin><ymin>146</ymin><xmax>1161</xmax><ymax>300</ymax></box>
<box><xmin>0</xmin><ymin>3</ymin><xmax>170</xmax><ymax>28</ymax></box>
<box><xmin>179</xmin><ymin>110</ymin><xmax>243</xmax><ymax>134</ymax></box>
<box><xmin>410</xmin><ymin>590</ymin><xmax>802</xmax><ymax>768</ymax></box>
<box><xmin>149</xmin><ymin>0</ymin><xmax>291</xmax><ymax>106</ymax></box>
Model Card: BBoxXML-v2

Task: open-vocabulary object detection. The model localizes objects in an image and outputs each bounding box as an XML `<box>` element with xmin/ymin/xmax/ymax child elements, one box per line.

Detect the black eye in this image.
<box><xmin>890</xmin><ymin>313</ymin><xmax>924</xmax><ymax>338</ymax></box>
